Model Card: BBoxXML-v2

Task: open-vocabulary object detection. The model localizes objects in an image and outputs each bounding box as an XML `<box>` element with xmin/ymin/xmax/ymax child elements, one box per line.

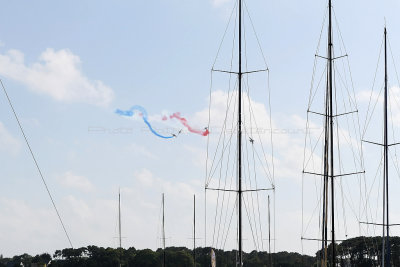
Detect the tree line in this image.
<box><xmin>315</xmin><ymin>236</ymin><xmax>400</xmax><ymax>266</ymax></box>
<box><xmin>0</xmin><ymin>246</ymin><xmax>313</xmax><ymax>267</ymax></box>
<box><xmin>1</xmin><ymin>236</ymin><xmax>399</xmax><ymax>267</ymax></box>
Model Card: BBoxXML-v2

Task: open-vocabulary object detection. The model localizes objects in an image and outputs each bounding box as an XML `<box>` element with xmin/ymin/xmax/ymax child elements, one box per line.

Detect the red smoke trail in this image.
<box><xmin>169</xmin><ymin>112</ymin><xmax>209</xmax><ymax>136</ymax></box>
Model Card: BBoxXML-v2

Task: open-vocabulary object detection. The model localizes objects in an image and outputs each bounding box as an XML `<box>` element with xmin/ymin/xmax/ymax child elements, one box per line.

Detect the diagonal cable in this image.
<box><xmin>0</xmin><ymin>79</ymin><xmax>73</xmax><ymax>248</ymax></box>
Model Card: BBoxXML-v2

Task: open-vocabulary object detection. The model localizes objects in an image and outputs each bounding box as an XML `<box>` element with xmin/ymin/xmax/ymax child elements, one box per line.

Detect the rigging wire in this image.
<box><xmin>387</xmin><ymin>37</ymin><xmax>400</xmax><ymax>181</ymax></box>
<box><xmin>242</xmin><ymin>14</ymin><xmax>264</xmax><ymax>250</ymax></box>
<box><xmin>333</xmin><ymin>64</ymin><xmax>365</xmax><ymax>230</ymax></box>
<box><xmin>362</xmin><ymin>36</ymin><xmax>384</xmax><ymax>138</ymax></box>
<box><xmin>206</xmin><ymin>0</ymin><xmax>238</xmax><ymax>247</ymax></box>
<box><xmin>206</xmin><ymin>84</ymin><xmax>238</xmax><ymax>187</ymax></box>
<box><xmin>222</xmin><ymin>196</ymin><xmax>238</xmax><ymax>249</ymax></box>
<box><xmin>211</xmin><ymin>0</ymin><xmax>238</xmax><ymax>69</ymax></box>
<box><xmin>206</xmin><ymin>2</ymin><xmax>239</xmax><ymax>187</ymax></box>
<box><xmin>243</xmin><ymin>0</ymin><xmax>269</xmax><ymax>69</ymax></box>
<box><xmin>0</xmin><ymin>79</ymin><xmax>73</xmax><ymax>248</ymax></box>
<box><xmin>242</xmin><ymin>195</ymin><xmax>258</xmax><ymax>250</ymax></box>
<box><xmin>211</xmin><ymin>2</ymin><xmax>239</xmax><ymax>248</ymax></box>
<box><xmin>302</xmin><ymin>7</ymin><xmax>328</xmax><ymax>249</ymax></box>
<box><xmin>332</xmin><ymin>57</ymin><xmax>350</xmax><ymax>240</ymax></box>
<box><xmin>211</xmin><ymin>90</ymin><xmax>238</xmax><ymax>247</ymax></box>
<box><xmin>245</xmin><ymin>75</ymin><xmax>265</xmax><ymax>250</ymax></box>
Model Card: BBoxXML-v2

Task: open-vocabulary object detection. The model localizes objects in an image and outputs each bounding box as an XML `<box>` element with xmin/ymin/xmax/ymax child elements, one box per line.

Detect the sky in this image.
<box><xmin>1</xmin><ymin>0</ymin><xmax>400</xmax><ymax>258</ymax></box>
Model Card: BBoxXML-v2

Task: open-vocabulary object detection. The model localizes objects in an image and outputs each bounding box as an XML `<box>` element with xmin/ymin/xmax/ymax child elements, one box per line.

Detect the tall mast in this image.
<box><xmin>118</xmin><ymin>189</ymin><xmax>122</xmax><ymax>267</ymax></box>
<box><xmin>268</xmin><ymin>195</ymin><xmax>271</xmax><ymax>267</ymax></box>
<box><xmin>321</xmin><ymin>1</ymin><xmax>335</xmax><ymax>266</ymax></box>
<box><xmin>193</xmin><ymin>194</ymin><xmax>196</xmax><ymax>267</ymax></box>
<box><xmin>328</xmin><ymin>0</ymin><xmax>335</xmax><ymax>266</ymax></box>
<box><xmin>383</xmin><ymin>27</ymin><xmax>390</xmax><ymax>267</ymax></box>
<box><xmin>238</xmin><ymin>0</ymin><xmax>243</xmax><ymax>266</ymax></box>
<box><xmin>162</xmin><ymin>193</ymin><xmax>166</xmax><ymax>267</ymax></box>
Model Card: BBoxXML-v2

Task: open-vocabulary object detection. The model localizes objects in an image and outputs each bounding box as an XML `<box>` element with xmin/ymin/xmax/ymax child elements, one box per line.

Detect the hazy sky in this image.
<box><xmin>0</xmin><ymin>0</ymin><xmax>400</xmax><ymax>258</ymax></box>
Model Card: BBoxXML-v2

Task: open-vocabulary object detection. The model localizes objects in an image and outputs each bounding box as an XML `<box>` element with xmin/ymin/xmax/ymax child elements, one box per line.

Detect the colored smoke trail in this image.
<box><xmin>116</xmin><ymin>105</ymin><xmax>174</xmax><ymax>139</ymax></box>
<box><xmin>169</xmin><ymin>112</ymin><xmax>209</xmax><ymax>136</ymax></box>
<box><xmin>116</xmin><ymin>105</ymin><xmax>209</xmax><ymax>138</ymax></box>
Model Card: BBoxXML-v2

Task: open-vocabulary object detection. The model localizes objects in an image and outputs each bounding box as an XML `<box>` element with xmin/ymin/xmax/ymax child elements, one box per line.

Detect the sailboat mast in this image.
<box><xmin>119</xmin><ymin>189</ymin><xmax>122</xmax><ymax>249</ymax></box>
<box><xmin>193</xmin><ymin>194</ymin><xmax>196</xmax><ymax>267</ymax></box>
<box><xmin>268</xmin><ymin>195</ymin><xmax>271</xmax><ymax>267</ymax></box>
<box><xmin>321</xmin><ymin>1</ymin><xmax>335</xmax><ymax>266</ymax></box>
<box><xmin>328</xmin><ymin>0</ymin><xmax>335</xmax><ymax>265</ymax></box>
<box><xmin>162</xmin><ymin>193</ymin><xmax>166</xmax><ymax>267</ymax></box>
<box><xmin>238</xmin><ymin>0</ymin><xmax>243</xmax><ymax>266</ymax></box>
<box><xmin>383</xmin><ymin>27</ymin><xmax>390</xmax><ymax>267</ymax></box>
<box><xmin>118</xmin><ymin>189</ymin><xmax>122</xmax><ymax>267</ymax></box>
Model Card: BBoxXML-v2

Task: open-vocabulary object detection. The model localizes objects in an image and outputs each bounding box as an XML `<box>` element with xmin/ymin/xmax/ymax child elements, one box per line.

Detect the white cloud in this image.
<box><xmin>128</xmin><ymin>143</ymin><xmax>159</xmax><ymax>160</ymax></box>
<box><xmin>211</xmin><ymin>0</ymin><xmax>232</xmax><ymax>7</ymax></box>
<box><xmin>0</xmin><ymin>198</ymin><xmax>66</xmax><ymax>257</ymax></box>
<box><xmin>193</xmin><ymin>90</ymin><xmax>275</xmax><ymax>134</ymax></box>
<box><xmin>58</xmin><ymin>171</ymin><xmax>95</xmax><ymax>193</ymax></box>
<box><xmin>0</xmin><ymin>122</ymin><xmax>21</xmax><ymax>155</ymax></box>
<box><xmin>133</xmin><ymin>169</ymin><xmax>199</xmax><ymax>201</ymax></box>
<box><xmin>184</xmin><ymin>145</ymin><xmax>207</xmax><ymax>169</ymax></box>
<box><xmin>0</xmin><ymin>48</ymin><xmax>114</xmax><ymax>106</ymax></box>
<box><xmin>358</xmin><ymin>86</ymin><xmax>400</xmax><ymax>128</ymax></box>
<box><xmin>193</xmin><ymin>90</ymin><xmax>280</xmax><ymax>187</ymax></box>
<box><xmin>357</xmin><ymin>89</ymin><xmax>382</xmax><ymax>105</ymax></box>
<box><xmin>65</xmin><ymin>195</ymin><xmax>92</xmax><ymax>220</ymax></box>
<box><xmin>134</xmin><ymin>169</ymin><xmax>155</xmax><ymax>187</ymax></box>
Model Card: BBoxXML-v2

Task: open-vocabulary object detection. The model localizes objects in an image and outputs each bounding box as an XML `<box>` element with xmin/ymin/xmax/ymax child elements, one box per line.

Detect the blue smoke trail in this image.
<box><xmin>115</xmin><ymin>105</ymin><xmax>174</xmax><ymax>139</ymax></box>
